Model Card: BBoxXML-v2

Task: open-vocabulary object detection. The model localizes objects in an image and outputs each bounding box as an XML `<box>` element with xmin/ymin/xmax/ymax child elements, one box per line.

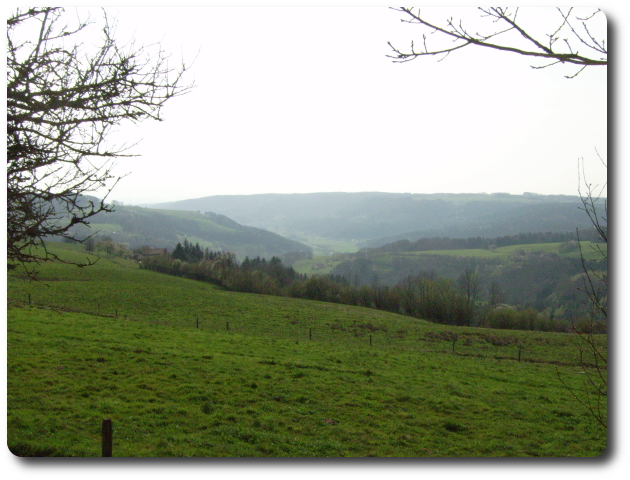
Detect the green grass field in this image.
<box><xmin>292</xmin><ymin>241</ymin><xmax>606</xmax><ymax>275</ymax></box>
<box><xmin>88</xmin><ymin>223</ymin><xmax>124</xmax><ymax>233</ymax></box>
<box><xmin>7</xmin><ymin>243</ymin><xmax>607</xmax><ymax>457</ymax></box>
<box><xmin>300</xmin><ymin>236</ymin><xmax>360</xmax><ymax>256</ymax></box>
<box><xmin>292</xmin><ymin>256</ymin><xmax>344</xmax><ymax>275</ymax></box>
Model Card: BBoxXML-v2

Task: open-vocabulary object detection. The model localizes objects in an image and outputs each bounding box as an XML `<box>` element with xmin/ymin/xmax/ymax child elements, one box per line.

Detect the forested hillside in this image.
<box><xmin>67</xmin><ymin>204</ymin><xmax>312</xmax><ymax>261</ymax></box>
<box><xmin>149</xmin><ymin>192</ymin><xmax>599</xmax><ymax>248</ymax></box>
<box><xmin>281</xmin><ymin>227</ymin><xmax>607</xmax><ymax>328</ymax></box>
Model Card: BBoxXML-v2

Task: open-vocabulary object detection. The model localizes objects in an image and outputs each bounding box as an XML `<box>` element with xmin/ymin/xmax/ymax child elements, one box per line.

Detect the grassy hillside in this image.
<box><xmin>7</xmin><ymin>243</ymin><xmax>606</xmax><ymax>456</ymax></box>
<box><xmin>69</xmin><ymin>204</ymin><xmax>312</xmax><ymax>260</ymax></box>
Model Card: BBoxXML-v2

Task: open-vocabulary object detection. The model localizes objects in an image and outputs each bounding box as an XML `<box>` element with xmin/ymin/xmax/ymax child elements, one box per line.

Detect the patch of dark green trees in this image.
<box><xmin>141</xmin><ymin>234</ymin><xmax>606</xmax><ymax>334</ymax></box>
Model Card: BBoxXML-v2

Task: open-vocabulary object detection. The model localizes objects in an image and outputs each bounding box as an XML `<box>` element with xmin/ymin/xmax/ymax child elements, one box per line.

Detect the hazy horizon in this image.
<box><xmin>75</xmin><ymin>6</ymin><xmax>606</xmax><ymax>206</ymax></box>
<box><xmin>134</xmin><ymin>189</ymin><xmax>592</xmax><ymax>208</ymax></box>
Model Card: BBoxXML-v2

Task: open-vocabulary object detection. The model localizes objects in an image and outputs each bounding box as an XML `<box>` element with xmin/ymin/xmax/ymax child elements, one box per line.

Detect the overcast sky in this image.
<box><xmin>73</xmin><ymin>5</ymin><xmax>608</xmax><ymax>205</ymax></box>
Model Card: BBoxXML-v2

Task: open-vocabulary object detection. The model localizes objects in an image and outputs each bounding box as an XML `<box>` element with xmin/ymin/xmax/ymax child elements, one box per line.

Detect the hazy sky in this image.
<box><xmin>73</xmin><ymin>5</ymin><xmax>608</xmax><ymax>205</ymax></box>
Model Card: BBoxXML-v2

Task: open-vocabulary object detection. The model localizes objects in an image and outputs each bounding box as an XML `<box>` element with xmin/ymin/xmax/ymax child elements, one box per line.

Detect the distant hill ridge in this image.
<box><xmin>149</xmin><ymin>192</ymin><xmax>600</xmax><ymax>248</ymax></box>
<box><xmin>69</xmin><ymin>204</ymin><xmax>312</xmax><ymax>260</ymax></box>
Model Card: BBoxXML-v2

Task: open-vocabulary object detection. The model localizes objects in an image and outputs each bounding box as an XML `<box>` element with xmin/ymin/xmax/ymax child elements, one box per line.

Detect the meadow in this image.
<box><xmin>7</xmin><ymin>243</ymin><xmax>607</xmax><ymax>457</ymax></box>
<box><xmin>292</xmin><ymin>256</ymin><xmax>344</xmax><ymax>275</ymax></box>
<box><xmin>295</xmin><ymin>241</ymin><xmax>607</xmax><ymax>271</ymax></box>
<box><xmin>401</xmin><ymin>241</ymin><xmax>607</xmax><ymax>261</ymax></box>
<box><xmin>294</xmin><ymin>235</ymin><xmax>360</xmax><ymax>256</ymax></box>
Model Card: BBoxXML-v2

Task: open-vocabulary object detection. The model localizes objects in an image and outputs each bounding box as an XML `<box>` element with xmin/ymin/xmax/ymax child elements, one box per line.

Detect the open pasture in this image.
<box><xmin>7</xmin><ymin>244</ymin><xmax>606</xmax><ymax>456</ymax></box>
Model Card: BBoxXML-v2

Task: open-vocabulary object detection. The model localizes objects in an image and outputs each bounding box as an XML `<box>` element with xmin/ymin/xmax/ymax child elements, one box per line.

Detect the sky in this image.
<box><xmin>58</xmin><ymin>4</ymin><xmax>610</xmax><ymax>205</ymax></box>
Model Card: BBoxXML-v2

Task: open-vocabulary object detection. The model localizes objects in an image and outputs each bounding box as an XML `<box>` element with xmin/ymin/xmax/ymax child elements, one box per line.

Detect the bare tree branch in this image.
<box><xmin>7</xmin><ymin>7</ymin><xmax>194</xmax><ymax>278</ymax></box>
<box><xmin>388</xmin><ymin>7</ymin><xmax>606</xmax><ymax>78</ymax></box>
<box><xmin>561</xmin><ymin>152</ymin><xmax>608</xmax><ymax>429</ymax></box>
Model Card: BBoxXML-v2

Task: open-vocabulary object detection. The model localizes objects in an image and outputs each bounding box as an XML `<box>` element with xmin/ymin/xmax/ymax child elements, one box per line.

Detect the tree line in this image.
<box><xmin>363</xmin><ymin>230</ymin><xmax>601</xmax><ymax>255</ymax></box>
<box><xmin>138</xmin><ymin>242</ymin><xmax>600</xmax><ymax>333</ymax></box>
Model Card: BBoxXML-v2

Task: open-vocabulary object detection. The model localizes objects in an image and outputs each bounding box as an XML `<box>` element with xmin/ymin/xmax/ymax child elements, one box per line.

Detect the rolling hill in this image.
<box><xmin>68</xmin><ymin>204</ymin><xmax>312</xmax><ymax>260</ymax></box>
<box><xmin>149</xmin><ymin>192</ymin><xmax>600</xmax><ymax>249</ymax></box>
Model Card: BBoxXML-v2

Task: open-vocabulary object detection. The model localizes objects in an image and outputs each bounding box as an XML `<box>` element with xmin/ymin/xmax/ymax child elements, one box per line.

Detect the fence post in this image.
<box><xmin>370</xmin><ymin>334</ymin><xmax>372</xmax><ymax>346</ymax></box>
<box><xmin>102</xmin><ymin>419</ymin><xmax>113</xmax><ymax>457</ymax></box>
<box><xmin>196</xmin><ymin>317</ymin><xmax>199</xmax><ymax>329</ymax></box>
<box><xmin>226</xmin><ymin>321</ymin><xmax>230</xmax><ymax>332</ymax></box>
<box><xmin>518</xmin><ymin>349</ymin><xmax>522</xmax><ymax>362</ymax></box>
<box><xmin>309</xmin><ymin>328</ymin><xmax>312</xmax><ymax>340</ymax></box>
<box><xmin>28</xmin><ymin>293</ymin><xmax>31</xmax><ymax>306</ymax></box>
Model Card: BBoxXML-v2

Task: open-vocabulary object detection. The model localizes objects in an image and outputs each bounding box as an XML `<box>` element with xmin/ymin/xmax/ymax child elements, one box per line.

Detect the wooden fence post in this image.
<box><xmin>226</xmin><ymin>321</ymin><xmax>230</xmax><ymax>332</ymax></box>
<box><xmin>370</xmin><ymin>334</ymin><xmax>372</xmax><ymax>346</ymax></box>
<box><xmin>102</xmin><ymin>419</ymin><xmax>113</xmax><ymax>457</ymax></box>
<box><xmin>196</xmin><ymin>317</ymin><xmax>199</xmax><ymax>329</ymax></box>
<box><xmin>309</xmin><ymin>328</ymin><xmax>312</xmax><ymax>340</ymax></box>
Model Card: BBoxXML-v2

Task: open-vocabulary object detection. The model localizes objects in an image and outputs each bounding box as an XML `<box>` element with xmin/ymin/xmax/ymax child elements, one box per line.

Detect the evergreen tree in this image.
<box><xmin>172</xmin><ymin>242</ymin><xmax>185</xmax><ymax>261</ymax></box>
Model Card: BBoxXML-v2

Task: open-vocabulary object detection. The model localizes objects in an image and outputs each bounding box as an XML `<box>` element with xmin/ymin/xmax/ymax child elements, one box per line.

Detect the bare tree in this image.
<box><xmin>577</xmin><ymin>151</ymin><xmax>608</xmax><ymax>323</ymax></box>
<box><xmin>457</xmin><ymin>267</ymin><xmax>482</xmax><ymax>326</ymax></box>
<box><xmin>488</xmin><ymin>281</ymin><xmax>504</xmax><ymax>308</ymax></box>
<box><xmin>388</xmin><ymin>7</ymin><xmax>606</xmax><ymax>78</ymax></box>
<box><xmin>557</xmin><ymin>151</ymin><xmax>608</xmax><ymax>429</ymax></box>
<box><xmin>7</xmin><ymin>7</ymin><xmax>193</xmax><ymax>276</ymax></box>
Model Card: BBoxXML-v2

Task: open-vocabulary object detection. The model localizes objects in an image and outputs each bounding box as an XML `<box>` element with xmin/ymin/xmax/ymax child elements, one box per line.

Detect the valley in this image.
<box><xmin>149</xmin><ymin>192</ymin><xmax>597</xmax><ymax>249</ymax></box>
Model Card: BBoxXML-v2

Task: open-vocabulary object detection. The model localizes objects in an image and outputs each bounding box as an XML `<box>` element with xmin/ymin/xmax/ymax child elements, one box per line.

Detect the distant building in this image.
<box><xmin>133</xmin><ymin>246</ymin><xmax>168</xmax><ymax>261</ymax></box>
